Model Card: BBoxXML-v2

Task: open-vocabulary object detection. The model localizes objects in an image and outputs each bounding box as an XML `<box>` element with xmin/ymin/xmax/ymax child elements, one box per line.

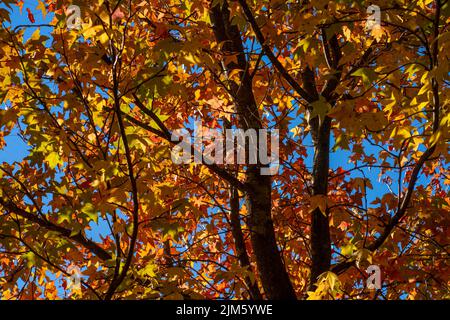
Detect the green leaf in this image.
<box><xmin>46</xmin><ymin>151</ymin><xmax>62</xmax><ymax>169</ymax></box>
<box><xmin>333</xmin><ymin>134</ymin><xmax>350</xmax><ymax>151</ymax></box>
<box><xmin>23</xmin><ymin>252</ymin><xmax>38</xmax><ymax>268</ymax></box>
<box><xmin>81</xmin><ymin>202</ymin><xmax>99</xmax><ymax>223</ymax></box>
<box><xmin>341</xmin><ymin>243</ymin><xmax>357</xmax><ymax>256</ymax></box>
<box><xmin>351</xmin><ymin>68</ymin><xmax>377</xmax><ymax>87</ymax></box>
<box><xmin>309</xmin><ymin>96</ymin><xmax>331</xmax><ymax>125</ymax></box>
<box><xmin>355</xmin><ymin>249</ymin><xmax>373</xmax><ymax>268</ymax></box>
<box><xmin>140</xmin><ymin>263</ymin><xmax>158</xmax><ymax>278</ymax></box>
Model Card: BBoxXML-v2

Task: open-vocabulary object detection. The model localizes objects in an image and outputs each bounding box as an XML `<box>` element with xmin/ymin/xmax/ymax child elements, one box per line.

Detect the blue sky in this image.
<box><xmin>0</xmin><ymin>1</ymin><xmax>410</xmax><ymax>204</ymax></box>
<box><xmin>0</xmin><ymin>0</ymin><xmax>54</xmax><ymax>164</ymax></box>
<box><xmin>0</xmin><ymin>1</ymin><xmax>413</xmax><ymax>253</ymax></box>
<box><xmin>1</xmin><ymin>0</ymin><xmax>445</xmax><ymax>299</ymax></box>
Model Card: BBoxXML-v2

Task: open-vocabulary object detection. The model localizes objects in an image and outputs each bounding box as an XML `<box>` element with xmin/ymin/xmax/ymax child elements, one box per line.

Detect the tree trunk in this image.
<box><xmin>230</xmin><ymin>186</ymin><xmax>263</xmax><ymax>300</ymax></box>
<box><xmin>210</xmin><ymin>1</ymin><xmax>296</xmax><ymax>299</ymax></box>
<box><xmin>308</xmin><ymin>116</ymin><xmax>332</xmax><ymax>289</ymax></box>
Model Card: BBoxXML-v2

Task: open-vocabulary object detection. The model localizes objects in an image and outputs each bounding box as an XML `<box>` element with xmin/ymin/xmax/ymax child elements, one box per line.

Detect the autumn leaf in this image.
<box><xmin>351</xmin><ymin>68</ymin><xmax>377</xmax><ymax>87</ymax></box>
<box><xmin>0</xmin><ymin>0</ymin><xmax>447</xmax><ymax>301</ymax></box>
<box><xmin>370</xmin><ymin>25</ymin><xmax>384</xmax><ymax>42</ymax></box>
<box><xmin>309</xmin><ymin>96</ymin><xmax>331</xmax><ymax>125</ymax></box>
<box><xmin>309</xmin><ymin>195</ymin><xmax>329</xmax><ymax>216</ymax></box>
<box><xmin>36</xmin><ymin>0</ymin><xmax>46</xmax><ymax>19</ymax></box>
<box><xmin>26</xmin><ymin>8</ymin><xmax>35</xmax><ymax>23</ymax></box>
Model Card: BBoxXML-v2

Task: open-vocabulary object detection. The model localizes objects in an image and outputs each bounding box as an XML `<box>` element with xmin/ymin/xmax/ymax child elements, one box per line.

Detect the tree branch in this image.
<box><xmin>237</xmin><ymin>0</ymin><xmax>313</xmax><ymax>102</ymax></box>
<box><xmin>0</xmin><ymin>198</ymin><xmax>112</xmax><ymax>261</ymax></box>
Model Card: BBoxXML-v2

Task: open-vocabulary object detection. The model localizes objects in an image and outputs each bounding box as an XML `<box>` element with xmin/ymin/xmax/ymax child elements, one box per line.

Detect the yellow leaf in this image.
<box><xmin>83</xmin><ymin>25</ymin><xmax>103</xmax><ymax>39</ymax></box>
<box><xmin>370</xmin><ymin>25</ymin><xmax>384</xmax><ymax>42</ymax></box>
<box><xmin>429</xmin><ymin>130</ymin><xmax>442</xmax><ymax>146</ymax></box>
<box><xmin>356</xmin><ymin>249</ymin><xmax>373</xmax><ymax>268</ymax></box>
<box><xmin>309</xmin><ymin>195</ymin><xmax>328</xmax><ymax>216</ymax></box>
<box><xmin>98</xmin><ymin>32</ymin><xmax>110</xmax><ymax>45</ymax></box>
<box><xmin>46</xmin><ymin>151</ymin><xmax>62</xmax><ymax>169</ymax></box>
<box><xmin>309</xmin><ymin>97</ymin><xmax>331</xmax><ymax>125</ymax></box>
<box><xmin>390</xmin><ymin>127</ymin><xmax>411</xmax><ymax>140</ymax></box>
<box><xmin>341</xmin><ymin>243</ymin><xmax>357</xmax><ymax>256</ymax></box>
<box><xmin>36</xmin><ymin>0</ymin><xmax>46</xmax><ymax>19</ymax></box>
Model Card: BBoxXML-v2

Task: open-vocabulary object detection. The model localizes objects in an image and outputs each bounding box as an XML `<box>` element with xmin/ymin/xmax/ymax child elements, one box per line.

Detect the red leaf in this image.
<box><xmin>80</xmin><ymin>180</ymin><xmax>92</xmax><ymax>189</ymax></box>
<box><xmin>112</xmin><ymin>8</ymin><xmax>125</xmax><ymax>21</ymax></box>
<box><xmin>26</xmin><ymin>8</ymin><xmax>35</xmax><ymax>23</ymax></box>
<box><xmin>16</xmin><ymin>0</ymin><xmax>24</xmax><ymax>13</ymax></box>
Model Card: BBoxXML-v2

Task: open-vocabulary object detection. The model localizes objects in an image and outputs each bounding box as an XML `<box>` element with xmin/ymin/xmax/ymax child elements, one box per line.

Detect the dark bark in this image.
<box><xmin>306</xmin><ymin>28</ymin><xmax>342</xmax><ymax>289</ymax></box>
<box><xmin>303</xmin><ymin>60</ymin><xmax>332</xmax><ymax>290</ymax></box>
<box><xmin>230</xmin><ymin>186</ymin><xmax>263</xmax><ymax>300</ymax></box>
<box><xmin>0</xmin><ymin>198</ymin><xmax>112</xmax><ymax>261</ymax></box>
<box><xmin>332</xmin><ymin>0</ymin><xmax>441</xmax><ymax>276</ymax></box>
<box><xmin>308</xmin><ymin>116</ymin><xmax>332</xmax><ymax>289</ymax></box>
<box><xmin>209</xmin><ymin>1</ymin><xmax>296</xmax><ymax>299</ymax></box>
<box><xmin>237</xmin><ymin>0</ymin><xmax>343</xmax><ymax>290</ymax></box>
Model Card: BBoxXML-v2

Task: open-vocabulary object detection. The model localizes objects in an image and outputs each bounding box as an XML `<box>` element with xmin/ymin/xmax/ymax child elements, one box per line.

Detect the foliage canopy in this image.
<box><xmin>0</xmin><ymin>0</ymin><xmax>449</xmax><ymax>300</ymax></box>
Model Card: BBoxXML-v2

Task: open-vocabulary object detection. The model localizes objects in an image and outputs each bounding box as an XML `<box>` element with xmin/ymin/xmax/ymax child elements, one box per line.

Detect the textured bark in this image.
<box><xmin>306</xmin><ymin>28</ymin><xmax>342</xmax><ymax>289</ymax></box>
<box><xmin>0</xmin><ymin>198</ymin><xmax>112</xmax><ymax>261</ymax></box>
<box><xmin>308</xmin><ymin>116</ymin><xmax>332</xmax><ymax>289</ymax></box>
<box><xmin>237</xmin><ymin>0</ymin><xmax>333</xmax><ymax>293</ymax></box>
<box><xmin>302</xmin><ymin>63</ymin><xmax>332</xmax><ymax>289</ymax></box>
<box><xmin>230</xmin><ymin>186</ymin><xmax>263</xmax><ymax>300</ymax></box>
<box><xmin>333</xmin><ymin>0</ymin><xmax>442</xmax><ymax>275</ymax></box>
<box><xmin>209</xmin><ymin>1</ymin><xmax>296</xmax><ymax>299</ymax></box>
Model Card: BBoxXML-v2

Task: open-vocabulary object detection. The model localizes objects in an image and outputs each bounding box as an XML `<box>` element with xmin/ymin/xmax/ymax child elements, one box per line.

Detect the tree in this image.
<box><xmin>0</xmin><ymin>0</ymin><xmax>448</xmax><ymax>300</ymax></box>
